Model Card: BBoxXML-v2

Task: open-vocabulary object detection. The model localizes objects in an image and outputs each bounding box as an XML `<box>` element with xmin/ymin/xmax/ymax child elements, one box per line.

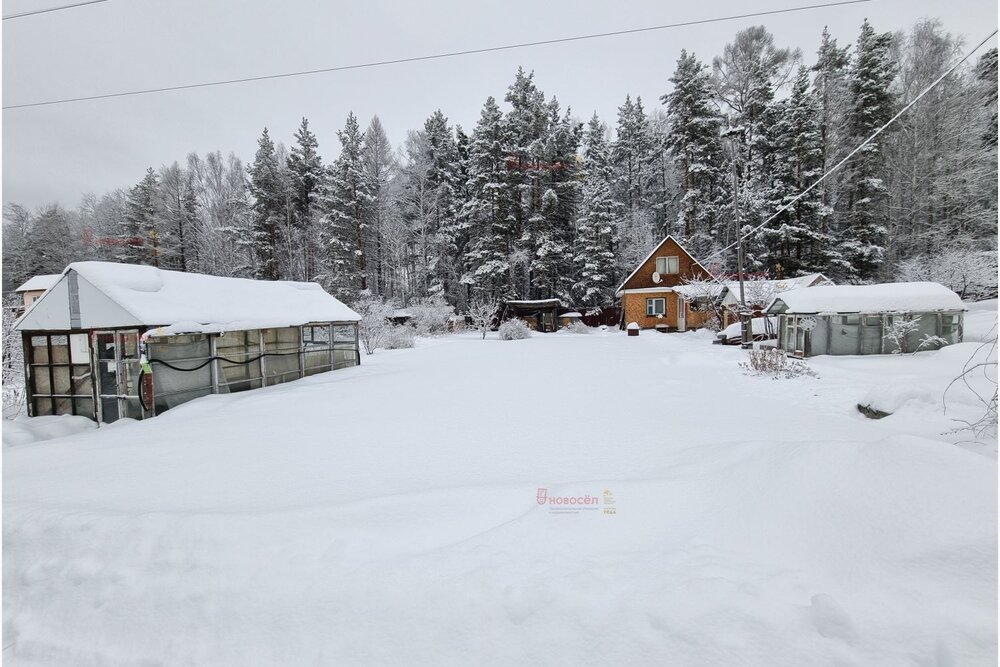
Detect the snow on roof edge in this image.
<box><xmin>766</xmin><ymin>282</ymin><xmax>966</xmax><ymax>314</ymax></box>
<box><xmin>13</xmin><ymin>274</ymin><xmax>61</xmax><ymax>292</ymax></box>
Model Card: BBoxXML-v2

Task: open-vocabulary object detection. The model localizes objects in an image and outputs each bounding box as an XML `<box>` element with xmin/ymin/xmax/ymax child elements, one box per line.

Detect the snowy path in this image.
<box><xmin>4</xmin><ymin>329</ymin><xmax>997</xmax><ymax>666</ymax></box>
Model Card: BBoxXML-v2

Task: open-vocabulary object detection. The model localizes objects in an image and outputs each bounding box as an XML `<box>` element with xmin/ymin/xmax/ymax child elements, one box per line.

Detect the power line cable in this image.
<box><xmin>699</xmin><ymin>27</ymin><xmax>999</xmax><ymax>273</ymax></box>
<box><xmin>2</xmin><ymin>0</ymin><xmax>107</xmax><ymax>21</ymax></box>
<box><xmin>3</xmin><ymin>0</ymin><xmax>871</xmax><ymax>110</ymax></box>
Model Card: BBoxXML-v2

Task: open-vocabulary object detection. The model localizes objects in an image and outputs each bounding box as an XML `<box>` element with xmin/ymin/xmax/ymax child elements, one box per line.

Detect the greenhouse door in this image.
<box><xmin>94</xmin><ymin>330</ymin><xmax>143</xmax><ymax>423</ymax></box>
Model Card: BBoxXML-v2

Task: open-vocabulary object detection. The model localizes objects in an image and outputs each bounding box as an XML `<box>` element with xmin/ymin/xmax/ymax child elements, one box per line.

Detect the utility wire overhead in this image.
<box><xmin>3</xmin><ymin>0</ymin><xmax>872</xmax><ymax>110</ymax></box>
<box><xmin>699</xmin><ymin>26</ymin><xmax>999</xmax><ymax>273</ymax></box>
<box><xmin>2</xmin><ymin>0</ymin><xmax>107</xmax><ymax>21</ymax></box>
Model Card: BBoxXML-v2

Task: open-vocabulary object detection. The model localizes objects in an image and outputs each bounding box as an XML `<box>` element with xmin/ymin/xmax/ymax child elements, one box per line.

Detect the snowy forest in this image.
<box><xmin>4</xmin><ymin>19</ymin><xmax>998</xmax><ymax>311</ymax></box>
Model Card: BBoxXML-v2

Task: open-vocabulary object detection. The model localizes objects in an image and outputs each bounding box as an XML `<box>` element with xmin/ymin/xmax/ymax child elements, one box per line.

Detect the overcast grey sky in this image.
<box><xmin>2</xmin><ymin>0</ymin><xmax>996</xmax><ymax>210</ymax></box>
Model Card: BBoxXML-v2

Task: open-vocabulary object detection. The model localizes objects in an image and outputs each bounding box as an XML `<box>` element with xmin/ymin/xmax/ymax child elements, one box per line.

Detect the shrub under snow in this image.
<box><xmin>408</xmin><ymin>295</ymin><xmax>455</xmax><ymax>336</ymax></box>
<box><xmin>739</xmin><ymin>348</ymin><xmax>818</xmax><ymax>379</ymax></box>
<box><xmin>382</xmin><ymin>325</ymin><xmax>416</xmax><ymax>350</ymax></box>
<box><xmin>564</xmin><ymin>320</ymin><xmax>591</xmax><ymax>334</ymax></box>
<box><xmin>498</xmin><ymin>318</ymin><xmax>532</xmax><ymax>340</ymax></box>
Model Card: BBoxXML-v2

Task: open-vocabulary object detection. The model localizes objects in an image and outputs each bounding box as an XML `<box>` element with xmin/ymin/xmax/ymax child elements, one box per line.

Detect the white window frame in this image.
<box><xmin>656</xmin><ymin>256</ymin><xmax>679</xmax><ymax>275</ymax></box>
<box><xmin>646</xmin><ymin>298</ymin><xmax>666</xmax><ymax>316</ymax></box>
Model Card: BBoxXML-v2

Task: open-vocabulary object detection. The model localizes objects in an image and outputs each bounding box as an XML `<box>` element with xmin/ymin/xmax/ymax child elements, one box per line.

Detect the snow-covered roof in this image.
<box><xmin>504</xmin><ymin>299</ymin><xmax>563</xmax><ymax>308</ymax></box>
<box><xmin>560</xmin><ymin>311</ymin><xmax>583</xmax><ymax>318</ymax></box>
<box><xmin>16</xmin><ymin>262</ymin><xmax>360</xmax><ymax>333</ymax></box>
<box><xmin>673</xmin><ymin>284</ymin><xmax>725</xmax><ymax>298</ymax></box>
<box><xmin>766</xmin><ymin>282</ymin><xmax>966</xmax><ymax>315</ymax></box>
<box><xmin>719</xmin><ymin>274</ymin><xmax>832</xmax><ymax>303</ymax></box>
<box><xmin>14</xmin><ymin>274</ymin><xmax>61</xmax><ymax>293</ymax></box>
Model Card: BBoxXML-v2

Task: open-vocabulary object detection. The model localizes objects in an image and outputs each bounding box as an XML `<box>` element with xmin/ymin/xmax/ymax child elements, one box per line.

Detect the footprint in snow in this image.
<box><xmin>808</xmin><ymin>593</ymin><xmax>857</xmax><ymax>643</ymax></box>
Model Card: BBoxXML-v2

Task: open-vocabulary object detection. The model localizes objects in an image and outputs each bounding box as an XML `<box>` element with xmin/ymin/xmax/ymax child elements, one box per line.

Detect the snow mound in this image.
<box><xmin>3</xmin><ymin>415</ymin><xmax>97</xmax><ymax>447</ymax></box>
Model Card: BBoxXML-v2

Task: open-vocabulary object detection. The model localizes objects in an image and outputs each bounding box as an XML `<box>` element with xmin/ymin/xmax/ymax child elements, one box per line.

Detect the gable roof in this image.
<box><xmin>14</xmin><ymin>274</ymin><xmax>61</xmax><ymax>293</ymax></box>
<box><xmin>765</xmin><ymin>282</ymin><xmax>966</xmax><ymax>314</ymax></box>
<box><xmin>615</xmin><ymin>235</ymin><xmax>715</xmax><ymax>295</ymax></box>
<box><xmin>16</xmin><ymin>262</ymin><xmax>360</xmax><ymax>333</ymax></box>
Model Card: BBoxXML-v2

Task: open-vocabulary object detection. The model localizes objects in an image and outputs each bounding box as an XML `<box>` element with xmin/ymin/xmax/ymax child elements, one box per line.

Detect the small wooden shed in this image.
<box><xmin>766</xmin><ymin>282</ymin><xmax>965</xmax><ymax>357</ymax></box>
<box><xmin>500</xmin><ymin>299</ymin><xmax>564</xmax><ymax>332</ymax></box>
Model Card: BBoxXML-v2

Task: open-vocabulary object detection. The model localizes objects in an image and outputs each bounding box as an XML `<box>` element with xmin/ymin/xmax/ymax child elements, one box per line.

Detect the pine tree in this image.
<box><xmin>246</xmin><ymin>128</ymin><xmax>284</xmax><ymax>280</ymax></box>
<box><xmin>530</xmin><ymin>99</ymin><xmax>581</xmax><ymax>300</ymax></box>
<box><xmin>462</xmin><ymin>96</ymin><xmax>512</xmax><ymax>299</ymax></box>
<box><xmin>612</xmin><ymin>95</ymin><xmax>655</xmax><ymax>219</ymax></box>
<box><xmin>320</xmin><ymin>112</ymin><xmax>372</xmax><ymax>301</ymax></box>
<box><xmin>574</xmin><ymin>114</ymin><xmax>621</xmax><ymax>307</ymax></box>
<box><xmin>811</xmin><ymin>27</ymin><xmax>851</xmax><ymax>220</ymax></box>
<box><xmin>120</xmin><ymin>167</ymin><xmax>160</xmax><ymax>266</ymax></box>
<box><xmin>26</xmin><ymin>205</ymin><xmax>72</xmax><ymax>277</ymax></box>
<box><xmin>760</xmin><ymin>66</ymin><xmax>841</xmax><ymax>276</ymax></box>
<box><xmin>361</xmin><ymin>116</ymin><xmax>396</xmax><ymax>297</ymax></box>
<box><xmin>663</xmin><ymin>50</ymin><xmax>728</xmax><ymax>259</ymax></box>
<box><xmin>286</xmin><ymin>117</ymin><xmax>324</xmax><ymax>281</ymax></box>
<box><xmin>839</xmin><ymin>19</ymin><xmax>896</xmax><ymax>281</ymax></box>
<box><xmin>503</xmin><ymin>68</ymin><xmax>550</xmax><ymax>296</ymax></box>
<box><xmin>976</xmin><ymin>48</ymin><xmax>998</xmax><ymax>148</ymax></box>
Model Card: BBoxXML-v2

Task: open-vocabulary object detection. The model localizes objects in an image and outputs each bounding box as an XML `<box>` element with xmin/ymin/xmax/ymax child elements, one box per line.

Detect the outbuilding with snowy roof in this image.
<box><xmin>15</xmin><ymin>262</ymin><xmax>361</xmax><ymax>423</ymax></box>
<box><xmin>765</xmin><ymin>281</ymin><xmax>965</xmax><ymax>357</ymax></box>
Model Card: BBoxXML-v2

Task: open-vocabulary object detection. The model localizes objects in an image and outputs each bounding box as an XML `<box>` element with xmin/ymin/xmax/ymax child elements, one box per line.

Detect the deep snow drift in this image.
<box><xmin>3</xmin><ymin>324</ymin><xmax>997</xmax><ymax>666</ymax></box>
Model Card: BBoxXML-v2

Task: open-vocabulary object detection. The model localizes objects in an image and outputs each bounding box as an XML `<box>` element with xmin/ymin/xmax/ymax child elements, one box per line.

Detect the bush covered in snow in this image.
<box><xmin>353</xmin><ymin>291</ymin><xmax>394</xmax><ymax>355</ymax></box>
<box><xmin>467</xmin><ymin>299</ymin><xmax>499</xmax><ymax>340</ymax></box>
<box><xmin>409</xmin><ymin>295</ymin><xmax>455</xmax><ymax>336</ymax></box>
<box><xmin>498</xmin><ymin>318</ymin><xmax>532</xmax><ymax>340</ymax></box>
<box><xmin>564</xmin><ymin>320</ymin><xmax>591</xmax><ymax>334</ymax></box>
<box><xmin>740</xmin><ymin>348</ymin><xmax>818</xmax><ymax>379</ymax></box>
<box><xmin>382</xmin><ymin>325</ymin><xmax>416</xmax><ymax>350</ymax></box>
<box><xmin>3</xmin><ymin>294</ymin><xmax>25</xmax><ymax>416</ymax></box>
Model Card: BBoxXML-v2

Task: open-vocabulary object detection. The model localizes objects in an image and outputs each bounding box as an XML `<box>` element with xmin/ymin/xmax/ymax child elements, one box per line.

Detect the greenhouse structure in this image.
<box><xmin>14</xmin><ymin>262</ymin><xmax>361</xmax><ymax>424</ymax></box>
<box><xmin>765</xmin><ymin>282</ymin><xmax>965</xmax><ymax>357</ymax></box>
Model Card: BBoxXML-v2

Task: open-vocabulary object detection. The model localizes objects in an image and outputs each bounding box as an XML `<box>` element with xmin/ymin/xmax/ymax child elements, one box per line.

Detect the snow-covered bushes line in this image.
<box><xmin>408</xmin><ymin>295</ymin><xmax>454</xmax><ymax>335</ymax></box>
<box><xmin>498</xmin><ymin>318</ymin><xmax>532</xmax><ymax>340</ymax></box>
<box><xmin>739</xmin><ymin>348</ymin><xmax>818</xmax><ymax>379</ymax></box>
<box><xmin>896</xmin><ymin>248</ymin><xmax>998</xmax><ymax>301</ymax></box>
<box><xmin>354</xmin><ymin>291</ymin><xmax>394</xmax><ymax>355</ymax></box>
<box><xmin>382</xmin><ymin>325</ymin><xmax>416</xmax><ymax>350</ymax></box>
<box><xmin>2</xmin><ymin>294</ymin><xmax>25</xmax><ymax>416</ymax></box>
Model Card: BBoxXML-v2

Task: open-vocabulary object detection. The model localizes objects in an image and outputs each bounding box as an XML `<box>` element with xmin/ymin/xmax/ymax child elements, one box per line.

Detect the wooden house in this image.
<box><xmin>15</xmin><ymin>262</ymin><xmax>361</xmax><ymax>424</ymax></box>
<box><xmin>615</xmin><ymin>236</ymin><xmax>715</xmax><ymax>331</ymax></box>
<box><xmin>13</xmin><ymin>274</ymin><xmax>61</xmax><ymax>315</ymax></box>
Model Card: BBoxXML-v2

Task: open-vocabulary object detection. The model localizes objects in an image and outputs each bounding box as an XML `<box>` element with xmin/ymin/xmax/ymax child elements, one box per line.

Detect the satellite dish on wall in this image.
<box><xmin>652</xmin><ymin>272</ymin><xmax>662</xmax><ymax>283</ymax></box>
<box><xmin>799</xmin><ymin>316</ymin><xmax>818</xmax><ymax>331</ymax></box>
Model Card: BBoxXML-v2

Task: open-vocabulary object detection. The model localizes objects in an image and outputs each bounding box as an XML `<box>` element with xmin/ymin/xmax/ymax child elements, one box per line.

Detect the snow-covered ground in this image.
<box><xmin>3</xmin><ymin>319</ymin><xmax>997</xmax><ymax>666</ymax></box>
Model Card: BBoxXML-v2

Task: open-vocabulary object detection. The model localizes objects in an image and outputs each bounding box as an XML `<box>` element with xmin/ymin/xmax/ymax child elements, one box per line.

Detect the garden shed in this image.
<box><xmin>15</xmin><ymin>262</ymin><xmax>361</xmax><ymax>424</ymax></box>
<box><xmin>765</xmin><ymin>282</ymin><xmax>965</xmax><ymax>357</ymax></box>
<box><xmin>500</xmin><ymin>299</ymin><xmax>564</xmax><ymax>332</ymax></box>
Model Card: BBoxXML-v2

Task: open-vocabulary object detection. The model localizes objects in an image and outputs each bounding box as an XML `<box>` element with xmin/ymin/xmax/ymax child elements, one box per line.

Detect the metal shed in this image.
<box><xmin>14</xmin><ymin>262</ymin><xmax>361</xmax><ymax>423</ymax></box>
<box><xmin>765</xmin><ymin>282</ymin><xmax>965</xmax><ymax>357</ymax></box>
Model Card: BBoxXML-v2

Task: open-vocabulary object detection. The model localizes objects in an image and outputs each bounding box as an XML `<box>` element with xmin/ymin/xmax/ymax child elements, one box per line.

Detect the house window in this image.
<box><xmin>646</xmin><ymin>298</ymin><xmax>666</xmax><ymax>316</ymax></box>
<box><xmin>655</xmin><ymin>256</ymin><xmax>679</xmax><ymax>275</ymax></box>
